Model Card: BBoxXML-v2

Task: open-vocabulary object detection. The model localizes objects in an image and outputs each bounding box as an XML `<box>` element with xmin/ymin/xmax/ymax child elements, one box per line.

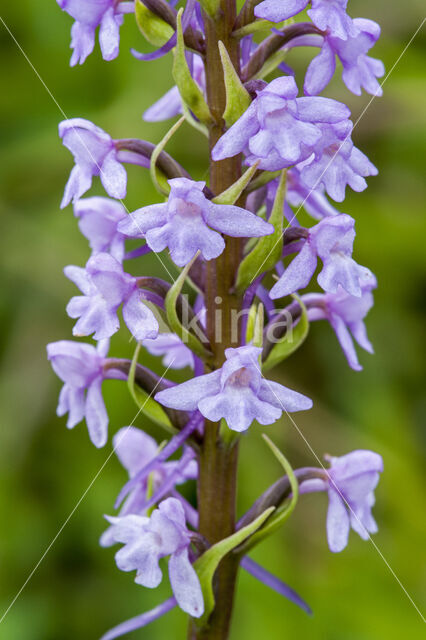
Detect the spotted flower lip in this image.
<box><xmin>65</xmin><ymin>252</ymin><xmax>159</xmax><ymax>341</ymax></box>
<box><xmin>106</xmin><ymin>498</ymin><xmax>204</xmax><ymax>617</ymax></box>
<box><xmin>270</xmin><ymin>214</ymin><xmax>370</xmax><ymax>299</ymax></box>
<box><xmin>301</xmin><ymin>449</ymin><xmax>384</xmax><ymax>552</ymax></box>
<box><xmin>255</xmin><ymin>0</ymin><xmax>358</xmax><ymax>41</ymax></box>
<box><xmin>57</xmin><ymin>0</ymin><xmax>132</xmax><ymax>66</ymax></box>
<box><xmin>46</xmin><ymin>338</ymin><xmax>120</xmax><ymax>447</ymax></box>
<box><xmin>304</xmin><ymin>18</ymin><xmax>384</xmax><ymax>97</ymax></box>
<box><xmin>59</xmin><ymin>118</ymin><xmax>127</xmax><ymax>208</ymax></box>
<box><xmin>211</xmin><ymin>76</ymin><xmax>350</xmax><ymax>171</ymax></box>
<box><xmin>117</xmin><ymin>178</ymin><xmax>274</xmax><ymax>267</ymax></box>
<box><xmin>155</xmin><ymin>345</ymin><xmax>312</xmax><ymax>432</ymax></box>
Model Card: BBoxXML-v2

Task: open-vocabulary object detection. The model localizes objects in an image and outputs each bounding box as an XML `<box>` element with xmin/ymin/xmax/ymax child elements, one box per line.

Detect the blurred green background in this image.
<box><xmin>0</xmin><ymin>1</ymin><xmax>425</xmax><ymax>638</ymax></box>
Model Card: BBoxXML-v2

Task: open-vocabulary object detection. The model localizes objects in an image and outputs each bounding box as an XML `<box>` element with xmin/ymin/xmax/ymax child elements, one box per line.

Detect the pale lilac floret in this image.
<box><xmin>106</xmin><ymin>497</ymin><xmax>204</xmax><ymax>617</ymax></box>
<box><xmin>59</xmin><ymin>119</ymin><xmax>127</xmax><ymax>208</ymax></box>
<box><xmin>144</xmin><ymin>55</ymin><xmax>206</xmax><ymax>122</ymax></box>
<box><xmin>255</xmin><ymin>0</ymin><xmax>358</xmax><ymax>40</ymax></box>
<box><xmin>65</xmin><ymin>252</ymin><xmax>159</xmax><ymax>341</ymax></box>
<box><xmin>155</xmin><ymin>346</ymin><xmax>312</xmax><ymax>432</ymax></box>
<box><xmin>73</xmin><ymin>197</ymin><xmax>127</xmax><ymax>261</ymax></box>
<box><xmin>301</xmin><ymin>450</ymin><xmax>383</xmax><ymax>552</ymax></box>
<box><xmin>304</xmin><ymin>270</ymin><xmax>377</xmax><ymax>370</ymax></box>
<box><xmin>117</xmin><ymin>178</ymin><xmax>274</xmax><ymax>267</ymax></box>
<box><xmin>298</xmin><ymin>122</ymin><xmax>378</xmax><ymax>202</ymax></box>
<box><xmin>46</xmin><ymin>339</ymin><xmax>120</xmax><ymax>447</ymax></box>
<box><xmin>212</xmin><ymin>77</ymin><xmax>350</xmax><ymax>171</ymax></box>
<box><xmin>286</xmin><ymin>167</ymin><xmax>341</xmax><ymax>219</ymax></box>
<box><xmin>270</xmin><ymin>214</ymin><xmax>370</xmax><ymax>299</ymax></box>
<box><xmin>101</xmin><ymin>427</ymin><xmax>197</xmax><ymax>546</ymax></box>
<box><xmin>57</xmin><ymin>0</ymin><xmax>132</xmax><ymax>66</ymax></box>
<box><xmin>305</xmin><ymin>19</ymin><xmax>384</xmax><ymax>96</ymax></box>
<box><xmin>143</xmin><ymin>334</ymin><xmax>195</xmax><ymax>369</ymax></box>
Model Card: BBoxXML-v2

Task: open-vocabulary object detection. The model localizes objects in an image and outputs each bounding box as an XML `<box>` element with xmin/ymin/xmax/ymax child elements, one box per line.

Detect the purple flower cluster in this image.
<box><xmin>50</xmin><ymin>0</ymin><xmax>385</xmax><ymax>634</ymax></box>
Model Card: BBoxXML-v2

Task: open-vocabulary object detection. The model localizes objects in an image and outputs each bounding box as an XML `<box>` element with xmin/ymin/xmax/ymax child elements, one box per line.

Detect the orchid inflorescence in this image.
<box><xmin>49</xmin><ymin>1</ymin><xmax>384</xmax><ymax>638</ymax></box>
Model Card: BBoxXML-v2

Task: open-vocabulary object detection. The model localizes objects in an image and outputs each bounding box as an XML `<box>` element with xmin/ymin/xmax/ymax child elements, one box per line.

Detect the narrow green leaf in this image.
<box><xmin>194</xmin><ymin>507</ymin><xmax>275</xmax><ymax>624</ymax></box>
<box><xmin>237</xmin><ymin>436</ymin><xmax>299</xmax><ymax>553</ymax></box>
<box><xmin>252</xmin><ymin>303</ymin><xmax>264</xmax><ymax>349</ymax></box>
<box><xmin>165</xmin><ymin>252</ymin><xmax>213</xmax><ymax>362</ymax></box>
<box><xmin>233</xmin><ymin>19</ymin><xmax>279</xmax><ymax>39</ymax></box>
<box><xmin>245</xmin><ymin>169</ymin><xmax>281</xmax><ymax>194</ymax></box>
<box><xmin>263</xmin><ymin>294</ymin><xmax>309</xmax><ymax>371</ymax></box>
<box><xmin>172</xmin><ymin>10</ymin><xmax>211</xmax><ymax>124</ymax></box>
<box><xmin>135</xmin><ymin>0</ymin><xmax>174</xmax><ymax>47</ymax></box>
<box><xmin>236</xmin><ymin>169</ymin><xmax>286</xmax><ymax>292</ymax></box>
<box><xmin>218</xmin><ymin>41</ymin><xmax>252</xmax><ymax>127</ymax></box>
<box><xmin>150</xmin><ymin>116</ymin><xmax>185</xmax><ymax>196</ymax></box>
<box><xmin>212</xmin><ymin>161</ymin><xmax>260</xmax><ymax>205</ymax></box>
<box><xmin>254</xmin><ymin>49</ymin><xmax>290</xmax><ymax>80</ymax></box>
<box><xmin>127</xmin><ymin>343</ymin><xmax>174</xmax><ymax>431</ymax></box>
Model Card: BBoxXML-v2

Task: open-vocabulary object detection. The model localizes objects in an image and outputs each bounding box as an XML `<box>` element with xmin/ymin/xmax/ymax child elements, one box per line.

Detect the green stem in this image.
<box><xmin>189</xmin><ymin>1</ymin><xmax>243</xmax><ymax>638</ymax></box>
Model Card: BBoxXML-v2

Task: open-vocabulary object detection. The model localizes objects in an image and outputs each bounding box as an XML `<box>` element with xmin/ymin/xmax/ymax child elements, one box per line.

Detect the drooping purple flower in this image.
<box><xmin>212</xmin><ymin>77</ymin><xmax>350</xmax><ymax>171</ymax></box>
<box><xmin>270</xmin><ymin>214</ymin><xmax>370</xmax><ymax>299</ymax></box>
<box><xmin>143</xmin><ymin>333</ymin><xmax>195</xmax><ymax>369</ymax></box>
<box><xmin>144</xmin><ymin>55</ymin><xmax>206</xmax><ymax>122</ymax></box>
<box><xmin>155</xmin><ymin>346</ymin><xmax>312</xmax><ymax>432</ymax></box>
<box><xmin>73</xmin><ymin>197</ymin><xmax>127</xmax><ymax>261</ymax></box>
<box><xmin>57</xmin><ymin>0</ymin><xmax>133</xmax><ymax>66</ymax></box>
<box><xmin>286</xmin><ymin>167</ymin><xmax>341</xmax><ymax>220</ymax></box>
<box><xmin>298</xmin><ymin>122</ymin><xmax>378</xmax><ymax>202</ymax></box>
<box><xmin>304</xmin><ymin>270</ymin><xmax>376</xmax><ymax>370</ymax></box>
<box><xmin>101</xmin><ymin>427</ymin><xmax>197</xmax><ymax>546</ymax></box>
<box><xmin>106</xmin><ymin>497</ymin><xmax>204</xmax><ymax>617</ymax></box>
<box><xmin>46</xmin><ymin>339</ymin><xmax>121</xmax><ymax>447</ymax></box>
<box><xmin>255</xmin><ymin>0</ymin><xmax>358</xmax><ymax>40</ymax></box>
<box><xmin>65</xmin><ymin>252</ymin><xmax>159</xmax><ymax>341</ymax></box>
<box><xmin>59</xmin><ymin>119</ymin><xmax>127</xmax><ymax>208</ymax></box>
<box><xmin>301</xmin><ymin>450</ymin><xmax>383</xmax><ymax>552</ymax></box>
<box><xmin>117</xmin><ymin>178</ymin><xmax>274</xmax><ymax>267</ymax></box>
<box><xmin>305</xmin><ymin>19</ymin><xmax>384</xmax><ymax>96</ymax></box>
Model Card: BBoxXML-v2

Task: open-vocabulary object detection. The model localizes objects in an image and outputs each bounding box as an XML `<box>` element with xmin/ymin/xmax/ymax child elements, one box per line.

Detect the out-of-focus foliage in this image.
<box><xmin>0</xmin><ymin>1</ymin><xmax>425</xmax><ymax>638</ymax></box>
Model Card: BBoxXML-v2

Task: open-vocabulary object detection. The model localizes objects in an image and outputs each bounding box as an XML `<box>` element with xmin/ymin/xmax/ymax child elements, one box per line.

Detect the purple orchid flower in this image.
<box><xmin>212</xmin><ymin>77</ymin><xmax>350</xmax><ymax>171</ymax></box>
<box><xmin>57</xmin><ymin>0</ymin><xmax>133</xmax><ymax>66</ymax></box>
<box><xmin>270</xmin><ymin>214</ymin><xmax>370</xmax><ymax>299</ymax></box>
<box><xmin>117</xmin><ymin>178</ymin><xmax>274</xmax><ymax>267</ymax></box>
<box><xmin>297</xmin><ymin>121</ymin><xmax>378</xmax><ymax>202</ymax></box>
<box><xmin>106</xmin><ymin>497</ymin><xmax>204</xmax><ymax>617</ymax></box>
<box><xmin>255</xmin><ymin>0</ymin><xmax>358</xmax><ymax>40</ymax></box>
<box><xmin>304</xmin><ymin>270</ymin><xmax>377</xmax><ymax>370</ymax></box>
<box><xmin>73</xmin><ymin>197</ymin><xmax>127</xmax><ymax>261</ymax></box>
<box><xmin>286</xmin><ymin>167</ymin><xmax>341</xmax><ymax>220</ymax></box>
<box><xmin>155</xmin><ymin>345</ymin><xmax>312</xmax><ymax>432</ymax></box>
<box><xmin>143</xmin><ymin>333</ymin><xmax>195</xmax><ymax>369</ymax></box>
<box><xmin>59</xmin><ymin>118</ymin><xmax>127</xmax><ymax>208</ymax></box>
<box><xmin>301</xmin><ymin>450</ymin><xmax>383</xmax><ymax>552</ymax></box>
<box><xmin>65</xmin><ymin>252</ymin><xmax>159</xmax><ymax>341</ymax></box>
<box><xmin>305</xmin><ymin>18</ymin><xmax>384</xmax><ymax>96</ymax></box>
<box><xmin>144</xmin><ymin>55</ymin><xmax>206</xmax><ymax>122</ymax></box>
<box><xmin>46</xmin><ymin>339</ymin><xmax>122</xmax><ymax>447</ymax></box>
<box><xmin>101</xmin><ymin>427</ymin><xmax>197</xmax><ymax>546</ymax></box>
